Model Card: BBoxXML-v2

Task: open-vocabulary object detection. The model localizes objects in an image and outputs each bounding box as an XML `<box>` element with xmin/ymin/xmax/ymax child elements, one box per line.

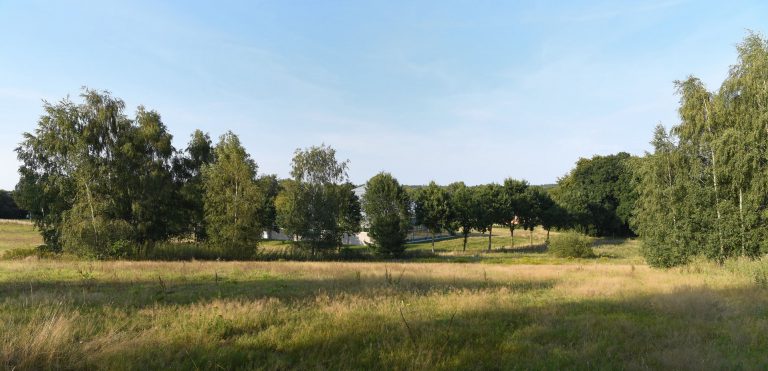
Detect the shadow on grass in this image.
<box><xmin>0</xmin><ymin>273</ymin><xmax>557</xmax><ymax>310</ymax></box>
<box><xmin>592</xmin><ymin>237</ymin><xmax>631</xmax><ymax>246</ymax></box>
<box><xmin>28</xmin><ymin>284</ymin><xmax>767</xmax><ymax>370</ymax></box>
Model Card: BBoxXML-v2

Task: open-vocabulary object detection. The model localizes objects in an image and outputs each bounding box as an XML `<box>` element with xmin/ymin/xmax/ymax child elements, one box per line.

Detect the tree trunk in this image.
<box><xmin>704</xmin><ymin>98</ymin><xmax>724</xmax><ymax>261</ymax></box>
<box><xmin>431</xmin><ymin>232</ymin><xmax>435</xmax><ymax>253</ymax></box>
<box><xmin>509</xmin><ymin>224</ymin><xmax>515</xmax><ymax>248</ymax></box>
<box><xmin>83</xmin><ymin>180</ymin><xmax>98</xmax><ymax>244</ymax></box>
<box><xmin>529</xmin><ymin>229</ymin><xmax>533</xmax><ymax>247</ymax></box>
<box><xmin>463</xmin><ymin>232</ymin><xmax>468</xmax><ymax>251</ymax></box>
<box><xmin>546</xmin><ymin>229</ymin><xmax>550</xmax><ymax>242</ymax></box>
<box><xmin>739</xmin><ymin>187</ymin><xmax>745</xmax><ymax>256</ymax></box>
<box><xmin>487</xmin><ymin>225</ymin><xmax>492</xmax><ymax>251</ymax></box>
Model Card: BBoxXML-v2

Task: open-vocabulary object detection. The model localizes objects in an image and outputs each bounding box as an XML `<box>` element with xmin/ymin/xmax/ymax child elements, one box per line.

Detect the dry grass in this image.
<box><xmin>1</xmin><ymin>257</ymin><xmax>767</xmax><ymax>369</ymax></box>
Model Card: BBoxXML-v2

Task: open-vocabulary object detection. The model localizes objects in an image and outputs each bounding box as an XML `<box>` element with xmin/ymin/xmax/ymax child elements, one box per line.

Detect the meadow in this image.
<box><xmin>1</xmin><ymin>224</ymin><xmax>767</xmax><ymax>370</ymax></box>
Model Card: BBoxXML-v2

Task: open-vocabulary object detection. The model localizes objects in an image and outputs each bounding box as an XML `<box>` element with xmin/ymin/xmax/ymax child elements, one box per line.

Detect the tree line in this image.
<box><xmin>17</xmin><ymin>33</ymin><xmax>765</xmax><ymax>265</ymax></box>
<box><xmin>632</xmin><ymin>33</ymin><xmax>768</xmax><ymax>267</ymax></box>
<box><xmin>14</xmin><ymin>89</ymin><xmax>618</xmax><ymax>259</ymax></box>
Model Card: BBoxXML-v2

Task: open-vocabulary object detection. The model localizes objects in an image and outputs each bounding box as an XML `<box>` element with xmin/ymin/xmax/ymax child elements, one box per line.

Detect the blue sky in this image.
<box><xmin>1</xmin><ymin>0</ymin><xmax>767</xmax><ymax>190</ymax></box>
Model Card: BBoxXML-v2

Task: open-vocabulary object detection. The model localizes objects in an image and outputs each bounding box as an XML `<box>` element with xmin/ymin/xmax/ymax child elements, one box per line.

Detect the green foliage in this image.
<box><xmin>414</xmin><ymin>181</ymin><xmax>451</xmax><ymax>250</ymax></box>
<box><xmin>202</xmin><ymin>132</ymin><xmax>263</xmax><ymax>259</ymax></box>
<box><xmin>553</xmin><ymin>152</ymin><xmax>637</xmax><ymax>237</ymax></box>
<box><xmin>548</xmin><ymin>232</ymin><xmax>594</xmax><ymax>258</ymax></box>
<box><xmin>0</xmin><ymin>190</ymin><xmax>26</xmax><ymax>219</ymax></box>
<box><xmin>500</xmin><ymin>178</ymin><xmax>529</xmax><ymax>239</ymax></box>
<box><xmin>175</xmin><ymin>130</ymin><xmax>215</xmax><ymax>241</ymax></box>
<box><xmin>362</xmin><ymin>172</ymin><xmax>411</xmax><ymax>256</ymax></box>
<box><xmin>14</xmin><ymin>89</ymin><xmax>180</xmax><ymax>256</ymax></box>
<box><xmin>446</xmin><ymin>182</ymin><xmax>475</xmax><ymax>251</ymax></box>
<box><xmin>473</xmin><ymin>183</ymin><xmax>504</xmax><ymax>250</ymax></box>
<box><xmin>276</xmin><ymin>144</ymin><xmax>354</xmax><ymax>253</ymax></box>
<box><xmin>256</xmin><ymin>174</ymin><xmax>282</xmax><ymax>233</ymax></box>
<box><xmin>338</xmin><ymin>182</ymin><xmax>362</xmax><ymax>238</ymax></box>
<box><xmin>634</xmin><ymin>33</ymin><xmax>768</xmax><ymax>267</ymax></box>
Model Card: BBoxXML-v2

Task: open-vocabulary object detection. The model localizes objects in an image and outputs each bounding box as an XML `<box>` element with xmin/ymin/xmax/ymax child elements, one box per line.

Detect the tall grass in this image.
<box><xmin>1</xmin><ymin>258</ymin><xmax>767</xmax><ymax>369</ymax></box>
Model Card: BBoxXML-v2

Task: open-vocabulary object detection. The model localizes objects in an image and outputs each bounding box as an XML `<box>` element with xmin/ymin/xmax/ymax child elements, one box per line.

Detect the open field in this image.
<box><xmin>0</xmin><ymin>220</ymin><xmax>41</xmax><ymax>255</ymax></box>
<box><xmin>2</xmin><ymin>225</ymin><xmax>767</xmax><ymax>369</ymax></box>
<box><xmin>2</xmin><ymin>258</ymin><xmax>768</xmax><ymax>369</ymax></box>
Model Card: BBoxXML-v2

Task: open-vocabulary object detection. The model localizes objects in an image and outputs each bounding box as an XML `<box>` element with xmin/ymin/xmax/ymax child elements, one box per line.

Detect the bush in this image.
<box><xmin>548</xmin><ymin>232</ymin><xmax>595</xmax><ymax>258</ymax></box>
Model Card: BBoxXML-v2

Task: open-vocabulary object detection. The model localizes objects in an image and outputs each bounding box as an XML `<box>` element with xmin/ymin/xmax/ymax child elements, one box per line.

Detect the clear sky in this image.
<box><xmin>1</xmin><ymin>0</ymin><xmax>767</xmax><ymax>190</ymax></box>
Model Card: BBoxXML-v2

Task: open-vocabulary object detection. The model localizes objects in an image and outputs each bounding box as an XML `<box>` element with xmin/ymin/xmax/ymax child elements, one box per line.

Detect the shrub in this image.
<box><xmin>548</xmin><ymin>232</ymin><xmax>595</xmax><ymax>258</ymax></box>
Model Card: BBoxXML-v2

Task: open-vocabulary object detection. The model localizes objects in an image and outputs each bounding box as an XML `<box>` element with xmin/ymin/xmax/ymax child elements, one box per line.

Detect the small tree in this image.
<box><xmin>415</xmin><ymin>181</ymin><xmax>450</xmax><ymax>253</ymax></box>
<box><xmin>362</xmin><ymin>172</ymin><xmax>411</xmax><ymax>256</ymax></box>
<box><xmin>474</xmin><ymin>183</ymin><xmax>504</xmax><ymax>251</ymax></box>
<box><xmin>502</xmin><ymin>178</ymin><xmax>530</xmax><ymax>246</ymax></box>
<box><xmin>202</xmin><ymin>132</ymin><xmax>262</xmax><ymax>259</ymax></box>
<box><xmin>447</xmin><ymin>182</ymin><xmax>475</xmax><ymax>251</ymax></box>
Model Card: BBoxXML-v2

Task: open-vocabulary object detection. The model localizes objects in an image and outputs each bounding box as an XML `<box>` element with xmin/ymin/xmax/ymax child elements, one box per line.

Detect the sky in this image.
<box><xmin>1</xmin><ymin>0</ymin><xmax>767</xmax><ymax>190</ymax></box>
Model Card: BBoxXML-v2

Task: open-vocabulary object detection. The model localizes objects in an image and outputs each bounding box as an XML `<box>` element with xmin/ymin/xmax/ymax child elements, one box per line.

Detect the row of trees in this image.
<box><xmin>12</xmin><ymin>90</ymin><xmax>367</xmax><ymax>258</ymax></box>
<box><xmin>413</xmin><ymin>179</ymin><xmax>570</xmax><ymax>252</ymax></box>
<box><xmin>633</xmin><ymin>33</ymin><xmax>768</xmax><ymax>267</ymax></box>
<box><xmin>13</xmin><ymin>90</ymin><xmax>577</xmax><ymax>259</ymax></box>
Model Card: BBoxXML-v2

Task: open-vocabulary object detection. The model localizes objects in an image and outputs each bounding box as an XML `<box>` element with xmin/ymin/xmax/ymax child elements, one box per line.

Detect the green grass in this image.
<box><xmin>2</xmin><ymin>259</ymin><xmax>768</xmax><ymax>369</ymax></box>
<box><xmin>2</xmin><ymin>224</ymin><xmax>766</xmax><ymax>369</ymax></box>
<box><xmin>0</xmin><ymin>220</ymin><xmax>42</xmax><ymax>255</ymax></box>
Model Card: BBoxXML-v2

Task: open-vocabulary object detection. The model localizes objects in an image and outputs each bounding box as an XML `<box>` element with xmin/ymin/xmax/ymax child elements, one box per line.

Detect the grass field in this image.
<box><xmin>1</xmin><ymin>225</ymin><xmax>767</xmax><ymax>369</ymax></box>
<box><xmin>0</xmin><ymin>220</ymin><xmax>42</xmax><ymax>255</ymax></box>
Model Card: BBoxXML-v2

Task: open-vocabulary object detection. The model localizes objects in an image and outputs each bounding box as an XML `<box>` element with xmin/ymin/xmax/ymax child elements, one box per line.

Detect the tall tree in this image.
<box><xmin>361</xmin><ymin>172</ymin><xmax>412</xmax><ymax>256</ymax></box>
<box><xmin>202</xmin><ymin>132</ymin><xmax>263</xmax><ymax>259</ymax></box>
<box><xmin>415</xmin><ymin>181</ymin><xmax>451</xmax><ymax>253</ymax></box>
<box><xmin>634</xmin><ymin>33</ymin><xmax>768</xmax><ymax>266</ymax></box>
<box><xmin>15</xmin><ymin>89</ymin><xmax>179</xmax><ymax>257</ymax></box>
<box><xmin>277</xmin><ymin>144</ymin><xmax>351</xmax><ymax>254</ymax></box>
<box><xmin>175</xmin><ymin>130</ymin><xmax>215</xmax><ymax>240</ymax></box>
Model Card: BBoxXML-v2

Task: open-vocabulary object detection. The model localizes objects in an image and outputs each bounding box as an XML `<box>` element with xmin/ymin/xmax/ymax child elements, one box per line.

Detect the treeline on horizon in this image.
<box><xmin>10</xmin><ymin>88</ymin><xmax>631</xmax><ymax>261</ymax></box>
<box><xmin>10</xmin><ymin>33</ymin><xmax>768</xmax><ymax>268</ymax></box>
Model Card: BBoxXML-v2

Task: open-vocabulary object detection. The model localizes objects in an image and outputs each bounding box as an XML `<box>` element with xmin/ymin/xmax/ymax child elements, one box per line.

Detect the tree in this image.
<box><xmin>415</xmin><ymin>181</ymin><xmax>451</xmax><ymax>253</ymax></box>
<box><xmin>361</xmin><ymin>172</ymin><xmax>412</xmax><ymax>256</ymax></box>
<box><xmin>257</xmin><ymin>174</ymin><xmax>281</xmax><ymax>239</ymax></box>
<box><xmin>520</xmin><ymin>186</ymin><xmax>567</xmax><ymax>245</ymax></box>
<box><xmin>202</xmin><ymin>132</ymin><xmax>263</xmax><ymax>259</ymax></box>
<box><xmin>338</xmin><ymin>182</ymin><xmax>362</xmax><ymax>246</ymax></box>
<box><xmin>634</xmin><ymin>33</ymin><xmax>768</xmax><ymax>266</ymax></box>
<box><xmin>447</xmin><ymin>182</ymin><xmax>475</xmax><ymax>251</ymax></box>
<box><xmin>501</xmin><ymin>178</ymin><xmax>530</xmax><ymax>246</ymax></box>
<box><xmin>553</xmin><ymin>153</ymin><xmax>637</xmax><ymax>237</ymax></box>
<box><xmin>537</xmin><ymin>189</ymin><xmax>569</xmax><ymax>242</ymax></box>
<box><xmin>175</xmin><ymin>130</ymin><xmax>215</xmax><ymax>241</ymax></box>
<box><xmin>276</xmin><ymin>144</ymin><xmax>351</xmax><ymax>254</ymax></box>
<box><xmin>0</xmin><ymin>190</ymin><xmax>27</xmax><ymax>219</ymax></box>
<box><xmin>15</xmin><ymin>89</ymin><xmax>180</xmax><ymax>257</ymax></box>
<box><xmin>474</xmin><ymin>183</ymin><xmax>504</xmax><ymax>251</ymax></box>
<box><xmin>633</xmin><ymin>125</ymin><xmax>694</xmax><ymax>267</ymax></box>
